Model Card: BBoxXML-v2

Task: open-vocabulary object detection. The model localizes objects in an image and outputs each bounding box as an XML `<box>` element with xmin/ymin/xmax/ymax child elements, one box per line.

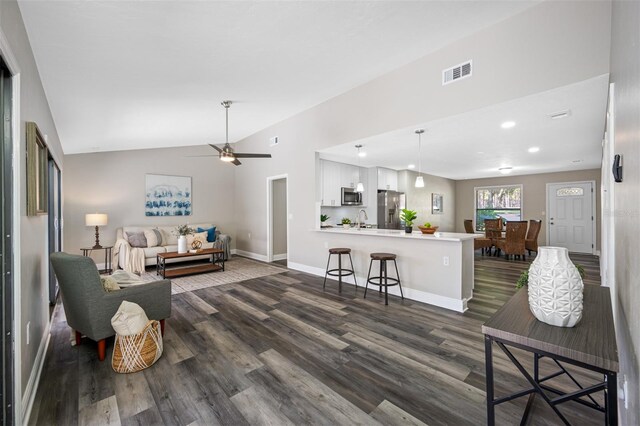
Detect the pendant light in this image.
<box><xmin>355</xmin><ymin>145</ymin><xmax>365</xmax><ymax>193</ymax></box>
<box><xmin>415</xmin><ymin>129</ymin><xmax>425</xmax><ymax>188</ymax></box>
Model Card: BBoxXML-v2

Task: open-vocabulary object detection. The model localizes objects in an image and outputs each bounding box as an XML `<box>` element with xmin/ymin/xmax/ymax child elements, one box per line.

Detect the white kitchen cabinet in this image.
<box><xmin>377</xmin><ymin>167</ymin><xmax>398</xmax><ymax>191</ymax></box>
<box><xmin>320</xmin><ymin>160</ymin><xmax>342</xmax><ymax>206</ymax></box>
<box><xmin>320</xmin><ymin>160</ymin><xmax>368</xmax><ymax>206</ymax></box>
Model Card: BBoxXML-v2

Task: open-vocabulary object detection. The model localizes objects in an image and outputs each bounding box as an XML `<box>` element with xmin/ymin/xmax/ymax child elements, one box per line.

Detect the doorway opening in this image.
<box><xmin>0</xmin><ymin>55</ymin><xmax>14</xmax><ymax>425</ymax></box>
<box><xmin>546</xmin><ymin>180</ymin><xmax>596</xmax><ymax>254</ymax></box>
<box><xmin>267</xmin><ymin>175</ymin><xmax>288</xmax><ymax>265</ymax></box>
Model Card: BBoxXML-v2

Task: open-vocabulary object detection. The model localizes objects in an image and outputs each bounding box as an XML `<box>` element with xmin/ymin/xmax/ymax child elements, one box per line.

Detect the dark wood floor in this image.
<box><xmin>28</xmin><ymin>253</ymin><xmax>604</xmax><ymax>425</ymax></box>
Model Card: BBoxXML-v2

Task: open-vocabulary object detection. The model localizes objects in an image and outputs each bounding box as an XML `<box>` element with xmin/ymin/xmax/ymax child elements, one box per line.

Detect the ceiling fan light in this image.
<box><xmin>220</xmin><ymin>152</ymin><xmax>235</xmax><ymax>162</ymax></box>
<box><xmin>356</xmin><ymin>182</ymin><xmax>364</xmax><ymax>193</ymax></box>
<box><xmin>415</xmin><ymin>176</ymin><xmax>425</xmax><ymax>188</ymax></box>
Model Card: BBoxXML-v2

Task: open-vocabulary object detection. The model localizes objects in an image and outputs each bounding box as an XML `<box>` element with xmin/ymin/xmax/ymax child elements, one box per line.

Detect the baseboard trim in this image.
<box><xmin>235</xmin><ymin>249</ymin><xmax>268</xmax><ymax>262</ymax></box>
<box><xmin>21</xmin><ymin>318</ymin><xmax>52</xmax><ymax>425</ymax></box>
<box><xmin>272</xmin><ymin>253</ymin><xmax>288</xmax><ymax>261</ymax></box>
<box><xmin>287</xmin><ymin>261</ymin><xmax>467</xmax><ymax>312</ymax></box>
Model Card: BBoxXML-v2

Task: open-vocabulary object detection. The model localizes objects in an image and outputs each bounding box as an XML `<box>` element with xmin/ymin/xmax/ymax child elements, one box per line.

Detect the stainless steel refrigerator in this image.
<box><xmin>377</xmin><ymin>190</ymin><xmax>406</xmax><ymax>229</ymax></box>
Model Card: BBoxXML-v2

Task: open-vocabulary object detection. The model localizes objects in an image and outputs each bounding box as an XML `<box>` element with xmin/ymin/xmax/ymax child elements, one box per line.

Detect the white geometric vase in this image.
<box><xmin>177</xmin><ymin>235</ymin><xmax>188</xmax><ymax>254</ymax></box>
<box><xmin>527</xmin><ymin>246</ymin><xmax>584</xmax><ymax>327</ymax></box>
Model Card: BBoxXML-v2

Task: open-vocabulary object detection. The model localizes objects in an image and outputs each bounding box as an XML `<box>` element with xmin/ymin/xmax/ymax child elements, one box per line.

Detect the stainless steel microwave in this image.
<box><xmin>341</xmin><ymin>187</ymin><xmax>363</xmax><ymax>206</ymax></box>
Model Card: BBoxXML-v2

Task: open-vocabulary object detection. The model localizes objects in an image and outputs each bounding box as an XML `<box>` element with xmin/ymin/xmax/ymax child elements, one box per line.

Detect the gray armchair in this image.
<box><xmin>50</xmin><ymin>252</ymin><xmax>171</xmax><ymax>361</ymax></box>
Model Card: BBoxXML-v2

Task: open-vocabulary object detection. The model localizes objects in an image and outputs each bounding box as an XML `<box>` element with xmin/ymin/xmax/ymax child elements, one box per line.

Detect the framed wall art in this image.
<box><xmin>432</xmin><ymin>193</ymin><xmax>443</xmax><ymax>214</ymax></box>
<box><xmin>145</xmin><ymin>174</ymin><xmax>192</xmax><ymax>216</ymax></box>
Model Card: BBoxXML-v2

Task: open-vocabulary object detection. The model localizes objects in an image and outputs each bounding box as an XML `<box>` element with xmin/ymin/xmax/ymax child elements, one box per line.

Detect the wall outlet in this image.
<box><xmin>619</xmin><ymin>375</ymin><xmax>629</xmax><ymax>409</ymax></box>
<box><xmin>324</xmin><ymin>241</ymin><xmax>328</xmax><ymax>248</ymax></box>
<box><xmin>26</xmin><ymin>321</ymin><xmax>30</xmax><ymax>345</ymax></box>
<box><xmin>270</xmin><ymin>136</ymin><xmax>279</xmax><ymax>146</ymax></box>
<box><xmin>443</xmin><ymin>256</ymin><xmax>450</xmax><ymax>266</ymax></box>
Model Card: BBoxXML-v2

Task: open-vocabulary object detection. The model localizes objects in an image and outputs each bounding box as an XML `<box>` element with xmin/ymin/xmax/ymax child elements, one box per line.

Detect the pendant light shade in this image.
<box><xmin>355</xmin><ymin>144</ymin><xmax>364</xmax><ymax>193</ymax></box>
<box><xmin>415</xmin><ymin>129</ymin><xmax>425</xmax><ymax>188</ymax></box>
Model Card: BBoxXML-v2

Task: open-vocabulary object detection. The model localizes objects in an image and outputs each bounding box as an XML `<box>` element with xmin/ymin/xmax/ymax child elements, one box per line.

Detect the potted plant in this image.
<box><xmin>320</xmin><ymin>214</ymin><xmax>330</xmax><ymax>227</ymax></box>
<box><xmin>400</xmin><ymin>209</ymin><xmax>417</xmax><ymax>233</ymax></box>
<box><xmin>341</xmin><ymin>217</ymin><xmax>352</xmax><ymax>229</ymax></box>
<box><xmin>174</xmin><ymin>224</ymin><xmax>195</xmax><ymax>253</ymax></box>
<box><xmin>418</xmin><ymin>221</ymin><xmax>439</xmax><ymax>234</ymax></box>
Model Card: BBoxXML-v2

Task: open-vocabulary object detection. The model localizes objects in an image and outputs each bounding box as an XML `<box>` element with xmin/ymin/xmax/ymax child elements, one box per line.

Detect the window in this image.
<box><xmin>556</xmin><ymin>187</ymin><xmax>584</xmax><ymax>197</ymax></box>
<box><xmin>475</xmin><ymin>185</ymin><xmax>522</xmax><ymax>231</ymax></box>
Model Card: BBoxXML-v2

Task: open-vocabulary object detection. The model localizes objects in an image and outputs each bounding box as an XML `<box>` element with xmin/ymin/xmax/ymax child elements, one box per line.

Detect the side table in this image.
<box><xmin>81</xmin><ymin>246</ymin><xmax>113</xmax><ymax>275</ymax></box>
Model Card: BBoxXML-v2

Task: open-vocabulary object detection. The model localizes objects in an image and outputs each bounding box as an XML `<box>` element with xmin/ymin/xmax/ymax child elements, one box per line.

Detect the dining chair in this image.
<box><xmin>525</xmin><ymin>219</ymin><xmax>542</xmax><ymax>254</ymax></box>
<box><xmin>464</xmin><ymin>219</ymin><xmax>492</xmax><ymax>255</ymax></box>
<box><xmin>484</xmin><ymin>218</ymin><xmax>503</xmax><ymax>252</ymax></box>
<box><xmin>495</xmin><ymin>221</ymin><xmax>528</xmax><ymax>260</ymax></box>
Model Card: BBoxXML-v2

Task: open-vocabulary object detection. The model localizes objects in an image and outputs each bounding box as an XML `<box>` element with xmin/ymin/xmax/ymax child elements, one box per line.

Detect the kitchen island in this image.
<box><xmin>312</xmin><ymin>228</ymin><xmax>478</xmax><ymax>312</ymax></box>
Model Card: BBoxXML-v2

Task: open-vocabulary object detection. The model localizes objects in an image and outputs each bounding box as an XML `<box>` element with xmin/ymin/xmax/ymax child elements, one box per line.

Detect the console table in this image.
<box><xmin>482</xmin><ymin>285</ymin><xmax>618</xmax><ymax>425</ymax></box>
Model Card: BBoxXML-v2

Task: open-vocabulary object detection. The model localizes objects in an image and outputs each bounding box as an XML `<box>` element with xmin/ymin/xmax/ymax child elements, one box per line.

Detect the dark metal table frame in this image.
<box><xmin>485</xmin><ymin>335</ymin><xmax>617</xmax><ymax>425</ymax></box>
<box><xmin>80</xmin><ymin>246</ymin><xmax>113</xmax><ymax>274</ymax></box>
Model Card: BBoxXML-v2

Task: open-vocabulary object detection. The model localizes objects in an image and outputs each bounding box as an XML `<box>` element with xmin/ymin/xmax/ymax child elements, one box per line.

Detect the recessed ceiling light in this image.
<box><xmin>528</xmin><ymin>147</ymin><xmax>540</xmax><ymax>153</ymax></box>
<box><xmin>408</xmin><ymin>164</ymin><xmax>416</xmax><ymax>169</ymax></box>
<box><xmin>498</xmin><ymin>167</ymin><xmax>513</xmax><ymax>174</ymax></box>
<box><xmin>501</xmin><ymin>121</ymin><xmax>516</xmax><ymax>129</ymax></box>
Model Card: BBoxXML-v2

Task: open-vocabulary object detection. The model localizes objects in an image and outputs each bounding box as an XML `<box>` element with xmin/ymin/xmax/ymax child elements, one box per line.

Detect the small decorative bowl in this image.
<box><xmin>418</xmin><ymin>226</ymin><xmax>439</xmax><ymax>234</ymax></box>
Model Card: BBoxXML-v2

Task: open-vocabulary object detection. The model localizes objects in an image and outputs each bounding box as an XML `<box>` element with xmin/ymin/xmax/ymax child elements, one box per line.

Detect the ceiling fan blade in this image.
<box><xmin>184</xmin><ymin>154</ymin><xmax>219</xmax><ymax>157</ymax></box>
<box><xmin>232</xmin><ymin>158</ymin><xmax>242</xmax><ymax>166</ymax></box>
<box><xmin>232</xmin><ymin>153</ymin><xmax>272</xmax><ymax>159</ymax></box>
<box><xmin>208</xmin><ymin>144</ymin><xmax>223</xmax><ymax>153</ymax></box>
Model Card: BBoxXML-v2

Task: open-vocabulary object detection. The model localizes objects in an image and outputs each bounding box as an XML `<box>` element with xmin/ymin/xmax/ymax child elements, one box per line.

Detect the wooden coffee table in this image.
<box><xmin>156</xmin><ymin>248</ymin><xmax>225</xmax><ymax>279</ymax></box>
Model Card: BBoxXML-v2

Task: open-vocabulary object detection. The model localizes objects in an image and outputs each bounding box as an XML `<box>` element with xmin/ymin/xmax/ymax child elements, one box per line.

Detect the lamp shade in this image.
<box><xmin>415</xmin><ymin>176</ymin><xmax>425</xmax><ymax>188</ymax></box>
<box><xmin>85</xmin><ymin>213</ymin><xmax>108</xmax><ymax>227</ymax></box>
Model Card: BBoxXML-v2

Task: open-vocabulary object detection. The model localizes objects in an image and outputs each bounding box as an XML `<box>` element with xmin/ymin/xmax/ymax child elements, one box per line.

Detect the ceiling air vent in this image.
<box><xmin>442</xmin><ymin>60</ymin><xmax>472</xmax><ymax>86</ymax></box>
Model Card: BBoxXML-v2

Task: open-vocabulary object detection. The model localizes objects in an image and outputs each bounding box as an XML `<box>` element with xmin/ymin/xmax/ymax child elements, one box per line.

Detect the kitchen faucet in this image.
<box><xmin>356</xmin><ymin>209</ymin><xmax>368</xmax><ymax>229</ymax></box>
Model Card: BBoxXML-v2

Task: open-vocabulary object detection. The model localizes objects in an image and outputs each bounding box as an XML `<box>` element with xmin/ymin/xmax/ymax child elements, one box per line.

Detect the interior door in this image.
<box><xmin>0</xmin><ymin>59</ymin><xmax>14</xmax><ymax>426</ymax></box>
<box><xmin>48</xmin><ymin>159</ymin><xmax>61</xmax><ymax>305</ymax></box>
<box><xmin>547</xmin><ymin>182</ymin><xmax>595</xmax><ymax>253</ymax></box>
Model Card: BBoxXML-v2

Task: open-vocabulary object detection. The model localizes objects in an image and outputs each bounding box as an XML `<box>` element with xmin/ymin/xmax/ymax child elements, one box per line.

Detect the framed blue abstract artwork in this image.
<box><xmin>145</xmin><ymin>174</ymin><xmax>192</xmax><ymax>216</ymax></box>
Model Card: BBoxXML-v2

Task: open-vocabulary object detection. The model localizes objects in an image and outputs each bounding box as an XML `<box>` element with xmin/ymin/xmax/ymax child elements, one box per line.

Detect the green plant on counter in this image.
<box><xmin>515</xmin><ymin>265</ymin><xmax>586</xmax><ymax>289</ymax></box>
<box><xmin>320</xmin><ymin>214</ymin><xmax>330</xmax><ymax>223</ymax></box>
<box><xmin>423</xmin><ymin>222</ymin><xmax>432</xmax><ymax>228</ymax></box>
<box><xmin>400</xmin><ymin>209</ymin><xmax>417</xmax><ymax>227</ymax></box>
<box><xmin>341</xmin><ymin>217</ymin><xmax>352</xmax><ymax>225</ymax></box>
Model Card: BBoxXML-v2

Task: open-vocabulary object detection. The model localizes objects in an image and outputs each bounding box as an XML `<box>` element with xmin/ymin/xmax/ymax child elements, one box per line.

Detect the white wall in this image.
<box><xmin>0</xmin><ymin>0</ymin><xmax>64</xmax><ymax>420</ymax></box>
<box><xmin>232</xmin><ymin>1</ymin><xmax>611</xmax><ymax>272</ymax></box>
<box><xmin>609</xmin><ymin>0</ymin><xmax>640</xmax><ymax>422</ymax></box>
<box><xmin>63</xmin><ymin>145</ymin><xmax>237</xmax><ymax>260</ymax></box>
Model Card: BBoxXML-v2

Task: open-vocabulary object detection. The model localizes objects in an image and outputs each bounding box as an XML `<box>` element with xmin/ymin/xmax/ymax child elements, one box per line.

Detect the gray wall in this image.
<box><xmin>398</xmin><ymin>170</ymin><xmax>456</xmax><ymax>231</ymax></box>
<box><xmin>0</xmin><ymin>0</ymin><xmax>64</xmax><ymax>410</ymax></box>
<box><xmin>63</xmin><ymin>145</ymin><xmax>237</xmax><ymax>260</ymax></box>
<box><xmin>454</xmin><ymin>169</ymin><xmax>601</xmax><ymax>249</ymax></box>
<box><xmin>272</xmin><ymin>178</ymin><xmax>287</xmax><ymax>256</ymax></box>
<box><xmin>610</xmin><ymin>0</ymin><xmax>640</xmax><ymax>422</ymax></box>
<box><xmin>232</xmin><ymin>1</ymin><xmax>611</xmax><ymax>271</ymax></box>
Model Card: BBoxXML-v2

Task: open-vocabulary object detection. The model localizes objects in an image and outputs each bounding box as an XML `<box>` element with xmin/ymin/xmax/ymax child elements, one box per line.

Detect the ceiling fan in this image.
<box><xmin>207</xmin><ymin>100</ymin><xmax>272</xmax><ymax>166</ymax></box>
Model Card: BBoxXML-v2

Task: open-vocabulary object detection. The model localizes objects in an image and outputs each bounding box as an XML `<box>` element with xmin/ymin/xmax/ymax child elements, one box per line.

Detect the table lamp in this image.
<box><xmin>85</xmin><ymin>213</ymin><xmax>108</xmax><ymax>249</ymax></box>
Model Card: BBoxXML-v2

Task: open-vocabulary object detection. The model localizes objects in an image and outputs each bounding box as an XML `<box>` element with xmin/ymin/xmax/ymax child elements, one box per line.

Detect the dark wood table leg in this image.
<box><xmin>485</xmin><ymin>335</ymin><xmax>495</xmax><ymax>426</ymax></box>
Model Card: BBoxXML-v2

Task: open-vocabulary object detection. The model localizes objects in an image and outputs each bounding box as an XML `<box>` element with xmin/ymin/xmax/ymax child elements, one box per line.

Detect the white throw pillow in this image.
<box><xmin>186</xmin><ymin>232</ymin><xmax>208</xmax><ymax>248</ymax></box>
<box><xmin>110</xmin><ymin>270</ymin><xmax>145</xmax><ymax>288</ymax></box>
<box><xmin>162</xmin><ymin>229</ymin><xmax>178</xmax><ymax>245</ymax></box>
<box><xmin>111</xmin><ymin>301</ymin><xmax>149</xmax><ymax>336</ymax></box>
<box><xmin>144</xmin><ymin>230</ymin><xmax>158</xmax><ymax>247</ymax></box>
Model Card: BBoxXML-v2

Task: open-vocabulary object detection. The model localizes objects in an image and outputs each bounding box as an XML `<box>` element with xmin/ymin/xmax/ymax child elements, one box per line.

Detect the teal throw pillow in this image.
<box><xmin>197</xmin><ymin>226</ymin><xmax>217</xmax><ymax>243</ymax></box>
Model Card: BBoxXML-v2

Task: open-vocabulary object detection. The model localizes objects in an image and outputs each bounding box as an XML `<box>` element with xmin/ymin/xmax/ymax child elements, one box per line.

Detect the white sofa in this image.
<box><xmin>115</xmin><ymin>223</ymin><xmax>230</xmax><ymax>268</ymax></box>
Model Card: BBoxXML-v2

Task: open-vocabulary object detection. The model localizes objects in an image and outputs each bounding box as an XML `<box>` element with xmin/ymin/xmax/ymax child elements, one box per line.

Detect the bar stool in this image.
<box><xmin>364</xmin><ymin>252</ymin><xmax>404</xmax><ymax>305</ymax></box>
<box><xmin>323</xmin><ymin>248</ymin><xmax>357</xmax><ymax>293</ymax></box>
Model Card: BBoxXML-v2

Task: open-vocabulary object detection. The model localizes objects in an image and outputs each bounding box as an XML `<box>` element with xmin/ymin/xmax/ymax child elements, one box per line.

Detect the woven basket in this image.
<box><xmin>112</xmin><ymin>320</ymin><xmax>163</xmax><ymax>373</ymax></box>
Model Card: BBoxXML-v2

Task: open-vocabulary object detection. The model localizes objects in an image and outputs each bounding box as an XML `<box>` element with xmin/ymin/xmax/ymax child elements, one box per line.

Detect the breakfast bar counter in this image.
<box><xmin>313</xmin><ymin>228</ymin><xmax>479</xmax><ymax>312</ymax></box>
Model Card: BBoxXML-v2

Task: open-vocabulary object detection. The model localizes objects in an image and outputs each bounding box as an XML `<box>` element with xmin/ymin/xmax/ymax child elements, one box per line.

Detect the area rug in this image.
<box><xmin>140</xmin><ymin>257</ymin><xmax>287</xmax><ymax>294</ymax></box>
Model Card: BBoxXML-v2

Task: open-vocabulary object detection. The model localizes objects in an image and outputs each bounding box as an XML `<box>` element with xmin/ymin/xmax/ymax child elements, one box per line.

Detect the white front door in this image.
<box><xmin>547</xmin><ymin>182</ymin><xmax>595</xmax><ymax>253</ymax></box>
